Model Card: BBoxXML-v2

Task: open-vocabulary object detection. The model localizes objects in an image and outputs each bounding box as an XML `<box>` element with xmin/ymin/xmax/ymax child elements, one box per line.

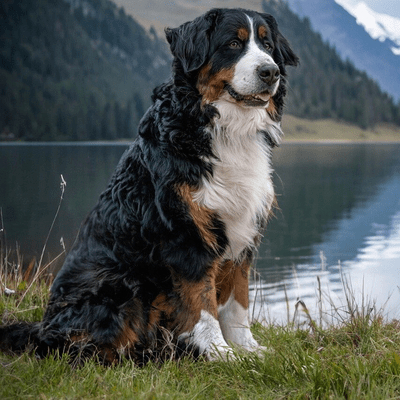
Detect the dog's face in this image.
<box><xmin>166</xmin><ymin>9</ymin><xmax>299</xmax><ymax>109</ymax></box>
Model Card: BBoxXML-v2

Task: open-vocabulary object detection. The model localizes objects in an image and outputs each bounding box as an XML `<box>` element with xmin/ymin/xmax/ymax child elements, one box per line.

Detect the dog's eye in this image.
<box><xmin>229</xmin><ymin>40</ymin><xmax>242</xmax><ymax>49</ymax></box>
<box><xmin>263</xmin><ymin>41</ymin><xmax>272</xmax><ymax>51</ymax></box>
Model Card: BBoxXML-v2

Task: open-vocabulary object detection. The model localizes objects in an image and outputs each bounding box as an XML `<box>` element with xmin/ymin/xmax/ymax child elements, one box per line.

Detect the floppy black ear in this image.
<box><xmin>165</xmin><ymin>10</ymin><xmax>219</xmax><ymax>73</ymax></box>
<box><xmin>277</xmin><ymin>34</ymin><xmax>299</xmax><ymax>67</ymax></box>
<box><xmin>260</xmin><ymin>13</ymin><xmax>299</xmax><ymax>67</ymax></box>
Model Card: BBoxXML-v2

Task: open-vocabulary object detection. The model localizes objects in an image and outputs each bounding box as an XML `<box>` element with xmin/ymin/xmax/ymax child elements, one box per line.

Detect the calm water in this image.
<box><xmin>1</xmin><ymin>143</ymin><xmax>400</xmax><ymax>323</ymax></box>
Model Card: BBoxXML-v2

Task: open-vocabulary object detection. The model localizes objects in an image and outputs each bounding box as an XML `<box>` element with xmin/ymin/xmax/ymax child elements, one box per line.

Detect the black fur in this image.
<box><xmin>0</xmin><ymin>8</ymin><xmax>298</xmax><ymax>364</ymax></box>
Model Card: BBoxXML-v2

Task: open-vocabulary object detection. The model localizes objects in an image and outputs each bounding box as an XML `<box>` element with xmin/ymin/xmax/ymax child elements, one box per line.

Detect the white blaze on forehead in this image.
<box><xmin>230</xmin><ymin>15</ymin><xmax>279</xmax><ymax>95</ymax></box>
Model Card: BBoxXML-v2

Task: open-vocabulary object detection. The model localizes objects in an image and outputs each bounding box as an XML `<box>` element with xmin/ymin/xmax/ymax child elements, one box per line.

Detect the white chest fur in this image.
<box><xmin>193</xmin><ymin>98</ymin><xmax>278</xmax><ymax>260</ymax></box>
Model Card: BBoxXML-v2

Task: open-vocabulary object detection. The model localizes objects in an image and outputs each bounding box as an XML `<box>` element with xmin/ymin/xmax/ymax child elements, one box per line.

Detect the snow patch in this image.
<box><xmin>335</xmin><ymin>0</ymin><xmax>400</xmax><ymax>56</ymax></box>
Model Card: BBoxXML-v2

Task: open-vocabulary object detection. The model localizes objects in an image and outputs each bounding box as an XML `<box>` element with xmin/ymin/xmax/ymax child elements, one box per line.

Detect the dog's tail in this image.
<box><xmin>0</xmin><ymin>322</ymin><xmax>41</xmax><ymax>354</ymax></box>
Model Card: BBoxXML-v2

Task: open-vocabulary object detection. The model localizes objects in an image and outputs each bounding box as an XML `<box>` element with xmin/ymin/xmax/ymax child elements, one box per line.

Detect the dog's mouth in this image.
<box><xmin>225</xmin><ymin>84</ymin><xmax>271</xmax><ymax>107</ymax></box>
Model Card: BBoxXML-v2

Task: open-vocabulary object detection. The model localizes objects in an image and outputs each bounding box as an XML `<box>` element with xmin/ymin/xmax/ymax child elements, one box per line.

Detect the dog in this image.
<box><xmin>0</xmin><ymin>8</ymin><xmax>298</xmax><ymax>363</ymax></box>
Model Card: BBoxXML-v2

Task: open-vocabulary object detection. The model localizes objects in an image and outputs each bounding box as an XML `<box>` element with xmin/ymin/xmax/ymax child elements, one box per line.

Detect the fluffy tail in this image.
<box><xmin>0</xmin><ymin>322</ymin><xmax>41</xmax><ymax>354</ymax></box>
<box><xmin>0</xmin><ymin>323</ymin><xmax>101</xmax><ymax>362</ymax></box>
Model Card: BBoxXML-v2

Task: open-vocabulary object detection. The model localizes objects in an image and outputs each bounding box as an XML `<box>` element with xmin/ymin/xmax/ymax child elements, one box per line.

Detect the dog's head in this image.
<box><xmin>165</xmin><ymin>8</ymin><xmax>299</xmax><ymax>113</ymax></box>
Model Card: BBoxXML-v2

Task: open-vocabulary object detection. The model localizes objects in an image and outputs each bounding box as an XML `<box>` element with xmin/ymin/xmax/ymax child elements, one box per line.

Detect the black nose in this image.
<box><xmin>257</xmin><ymin>64</ymin><xmax>280</xmax><ymax>86</ymax></box>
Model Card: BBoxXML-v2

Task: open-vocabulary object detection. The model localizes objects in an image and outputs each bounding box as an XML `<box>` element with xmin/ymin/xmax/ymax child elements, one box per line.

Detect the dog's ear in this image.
<box><xmin>261</xmin><ymin>13</ymin><xmax>299</xmax><ymax>67</ymax></box>
<box><xmin>165</xmin><ymin>9</ymin><xmax>219</xmax><ymax>73</ymax></box>
<box><xmin>277</xmin><ymin>34</ymin><xmax>299</xmax><ymax>67</ymax></box>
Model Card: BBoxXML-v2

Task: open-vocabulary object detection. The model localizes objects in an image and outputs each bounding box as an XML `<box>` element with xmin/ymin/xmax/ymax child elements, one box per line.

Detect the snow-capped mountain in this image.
<box><xmin>284</xmin><ymin>0</ymin><xmax>400</xmax><ymax>101</ymax></box>
<box><xmin>336</xmin><ymin>0</ymin><xmax>400</xmax><ymax>56</ymax></box>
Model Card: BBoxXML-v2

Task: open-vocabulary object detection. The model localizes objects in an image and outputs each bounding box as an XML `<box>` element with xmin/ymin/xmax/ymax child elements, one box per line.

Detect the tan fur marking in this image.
<box><xmin>114</xmin><ymin>321</ymin><xmax>139</xmax><ymax>348</ymax></box>
<box><xmin>148</xmin><ymin>307</ymin><xmax>161</xmax><ymax>329</ymax></box>
<box><xmin>216</xmin><ymin>260</ymin><xmax>250</xmax><ymax>309</ymax></box>
<box><xmin>173</xmin><ymin>262</ymin><xmax>220</xmax><ymax>333</ymax></box>
<box><xmin>98</xmin><ymin>346</ymin><xmax>119</xmax><ymax>365</ymax></box>
<box><xmin>69</xmin><ymin>332</ymin><xmax>90</xmax><ymax>343</ymax></box>
<box><xmin>177</xmin><ymin>184</ymin><xmax>218</xmax><ymax>252</ymax></box>
<box><xmin>215</xmin><ymin>260</ymin><xmax>235</xmax><ymax>306</ymax></box>
<box><xmin>238</xmin><ymin>27</ymin><xmax>249</xmax><ymax>41</ymax></box>
<box><xmin>258</xmin><ymin>25</ymin><xmax>268</xmax><ymax>39</ymax></box>
<box><xmin>148</xmin><ymin>293</ymin><xmax>175</xmax><ymax>329</ymax></box>
<box><xmin>267</xmin><ymin>97</ymin><xmax>278</xmax><ymax>121</ymax></box>
<box><xmin>233</xmin><ymin>263</ymin><xmax>250</xmax><ymax>309</ymax></box>
<box><xmin>197</xmin><ymin>64</ymin><xmax>235</xmax><ymax>104</ymax></box>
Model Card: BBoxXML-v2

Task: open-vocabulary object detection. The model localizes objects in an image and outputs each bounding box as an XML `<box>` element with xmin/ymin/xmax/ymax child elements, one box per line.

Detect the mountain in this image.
<box><xmin>284</xmin><ymin>0</ymin><xmax>400</xmax><ymax>102</ymax></box>
<box><xmin>115</xmin><ymin>0</ymin><xmax>400</xmax><ymax>129</ymax></box>
<box><xmin>0</xmin><ymin>0</ymin><xmax>171</xmax><ymax>141</ymax></box>
<box><xmin>262</xmin><ymin>0</ymin><xmax>400</xmax><ymax>128</ymax></box>
<box><xmin>1</xmin><ymin>0</ymin><xmax>399</xmax><ymax>141</ymax></box>
<box><xmin>336</xmin><ymin>0</ymin><xmax>400</xmax><ymax>56</ymax></box>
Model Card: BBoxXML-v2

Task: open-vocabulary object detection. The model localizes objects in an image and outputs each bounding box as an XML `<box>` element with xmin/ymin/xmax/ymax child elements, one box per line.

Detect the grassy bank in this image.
<box><xmin>1</xmin><ymin>255</ymin><xmax>400</xmax><ymax>399</ymax></box>
<box><xmin>282</xmin><ymin>115</ymin><xmax>400</xmax><ymax>142</ymax></box>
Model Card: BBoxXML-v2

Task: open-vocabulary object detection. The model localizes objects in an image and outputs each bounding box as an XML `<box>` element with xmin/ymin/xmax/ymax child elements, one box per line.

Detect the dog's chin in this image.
<box><xmin>225</xmin><ymin>84</ymin><xmax>273</xmax><ymax>108</ymax></box>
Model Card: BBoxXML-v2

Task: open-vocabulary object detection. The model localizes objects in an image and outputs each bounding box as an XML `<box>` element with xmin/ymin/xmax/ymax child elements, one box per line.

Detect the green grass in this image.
<box><xmin>1</xmin><ymin>251</ymin><xmax>400</xmax><ymax>399</ymax></box>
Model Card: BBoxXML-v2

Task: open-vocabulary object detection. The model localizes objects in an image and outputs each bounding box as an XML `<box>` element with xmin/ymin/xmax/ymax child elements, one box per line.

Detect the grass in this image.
<box><xmin>1</xmin><ymin>249</ymin><xmax>400</xmax><ymax>399</ymax></box>
<box><xmin>282</xmin><ymin>115</ymin><xmax>400</xmax><ymax>142</ymax></box>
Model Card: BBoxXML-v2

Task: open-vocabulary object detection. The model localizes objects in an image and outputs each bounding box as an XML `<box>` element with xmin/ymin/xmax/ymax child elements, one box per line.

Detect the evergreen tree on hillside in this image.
<box><xmin>0</xmin><ymin>0</ymin><xmax>170</xmax><ymax>141</ymax></box>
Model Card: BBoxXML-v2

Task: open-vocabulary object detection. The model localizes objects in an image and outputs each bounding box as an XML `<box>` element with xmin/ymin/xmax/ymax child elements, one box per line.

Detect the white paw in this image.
<box><xmin>205</xmin><ymin>343</ymin><xmax>237</xmax><ymax>361</ymax></box>
<box><xmin>228</xmin><ymin>341</ymin><xmax>272</xmax><ymax>357</ymax></box>
<box><xmin>179</xmin><ymin>310</ymin><xmax>231</xmax><ymax>359</ymax></box>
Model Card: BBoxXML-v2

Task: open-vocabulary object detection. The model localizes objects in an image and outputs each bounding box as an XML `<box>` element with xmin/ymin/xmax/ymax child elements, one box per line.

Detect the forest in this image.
<box><xmin>0</xmin><ymin>0</ymin><xmax>170</xmax><ymax>141</ymax></box>
<box><xmin>1</xmin><ymin>0</ymin><xmax>399</xmax><ymax>141</ymax></box>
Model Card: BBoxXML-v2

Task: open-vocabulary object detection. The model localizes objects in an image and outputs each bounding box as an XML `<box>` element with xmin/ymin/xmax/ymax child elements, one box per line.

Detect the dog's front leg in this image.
<box><xmin>174</xmin><ymin>262</ymin><xmax>232</xmax><ymax>360</ymax></box>
<box><xmin>216</xmin><ymin>260</ymin><xmax>264</xmax><ymax>352</ymax></box>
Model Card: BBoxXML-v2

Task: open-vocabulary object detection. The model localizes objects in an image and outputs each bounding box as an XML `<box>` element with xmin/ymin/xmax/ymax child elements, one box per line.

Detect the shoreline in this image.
<box><xmin>2</xmin><ymin>115</ymin><xmax>400</xmax><ymax>145</ymax></box>
<box><xmin>2</xmin><ymin>138</ymin><xmax>400</xmax><ymax>146</ymax></box>
<box><xmin>283</xmin><ymin>137</ymin><xmax>400</xmax><ymax>144</ymax></box>
<box><xmin>281</xmin><ymin>115</ymin><xmax>400</xmax><ymax>143</ymax></box>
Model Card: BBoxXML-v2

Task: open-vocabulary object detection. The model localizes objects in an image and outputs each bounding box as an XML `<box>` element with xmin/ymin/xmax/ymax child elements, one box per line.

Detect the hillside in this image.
<box><xmin>1</xmin><ymin>0</ymin><xmax>400</xmax><ymax>141</ymax></box>
<box><xmin>112</xmin><ymin>0</ymin><xmax>264</xmax><ymax>36</ymax></box>
<box><xmin>0</xmin><ymin>0</ymin><xmax>170</xmax><ymax>141</ymax></box>
<box><xmin>262</xmin><ymin>0</ymin><xmax>400</xmax><ymax>129</ymax></box>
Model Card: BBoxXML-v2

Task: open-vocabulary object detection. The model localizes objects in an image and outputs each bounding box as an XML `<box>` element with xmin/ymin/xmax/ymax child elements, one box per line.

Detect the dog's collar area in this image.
<box><xmin>224</xmin><ymin>83</ymin><xmax>271</xmax><ymax>108</ymax></box>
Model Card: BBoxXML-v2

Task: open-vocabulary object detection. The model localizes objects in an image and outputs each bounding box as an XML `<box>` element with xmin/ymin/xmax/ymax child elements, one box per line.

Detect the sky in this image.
<box><xmin>340</xmin><ymin>0</ymin><xmax>400</xmax><ymax>18</ymax></box>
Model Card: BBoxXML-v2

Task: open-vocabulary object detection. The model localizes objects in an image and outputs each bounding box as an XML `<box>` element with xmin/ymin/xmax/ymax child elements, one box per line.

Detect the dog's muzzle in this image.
<box><xmin>225</xmin><ymin>84</ymin><xmax>273</xmax><ymax>107</ymax></box>
<box><xmin>225</xmin><ymin>63</ymin><xmax>280</xmax><ymax>107</ymax></box>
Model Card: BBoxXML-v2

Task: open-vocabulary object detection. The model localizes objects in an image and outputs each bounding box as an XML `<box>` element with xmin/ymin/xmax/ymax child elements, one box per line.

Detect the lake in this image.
<box><xmin>1</xmin><ymin>142</ymin><xmax>399</xmax><ymax>324</ymax></box>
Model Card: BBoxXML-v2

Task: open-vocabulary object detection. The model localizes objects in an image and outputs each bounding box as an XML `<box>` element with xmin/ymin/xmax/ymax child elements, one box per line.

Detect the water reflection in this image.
<box><xmin>1</xmin><ymin>143</ymin><xmax>400</xmax><ymax>322</ymax></box>
<box><xmin>0</xmin><ymin>143</ymin><xmax>128</xmax><ymax>267</ymax></box>
<box><xmin>254</xmin><ymin>143</ymin><xmax>400</xmax><ymax>322</ymax></box>
<box><xmin>344</xmin><ymin>208</ymin><xmax>400</xmax><ymax>319</ymax></box>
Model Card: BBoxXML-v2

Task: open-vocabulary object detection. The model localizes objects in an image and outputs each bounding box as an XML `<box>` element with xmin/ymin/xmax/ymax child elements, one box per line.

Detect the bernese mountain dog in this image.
<box><xmin>0</xmin><ymin>8</ymin><xmax>298</xmax><ymax>363</ymax></box>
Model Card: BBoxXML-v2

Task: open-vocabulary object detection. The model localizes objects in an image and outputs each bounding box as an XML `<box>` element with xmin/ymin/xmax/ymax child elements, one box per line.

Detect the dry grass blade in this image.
<box><xmin>17</xmin><ymin>175</ymin><xmax>67</xmax><ymax>307</ymax></box>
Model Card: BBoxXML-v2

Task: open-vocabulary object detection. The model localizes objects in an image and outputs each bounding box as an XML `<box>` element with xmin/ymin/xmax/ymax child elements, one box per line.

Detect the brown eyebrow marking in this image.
<box><xmin>258</xmin><ymin>25</ymin><xmax>268</xmax><ymax>38</ymax></box>
<box><xmin>237</xmin><ymin>27</ymin><xmax>249</xmax><ymax>41</ymax></box>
